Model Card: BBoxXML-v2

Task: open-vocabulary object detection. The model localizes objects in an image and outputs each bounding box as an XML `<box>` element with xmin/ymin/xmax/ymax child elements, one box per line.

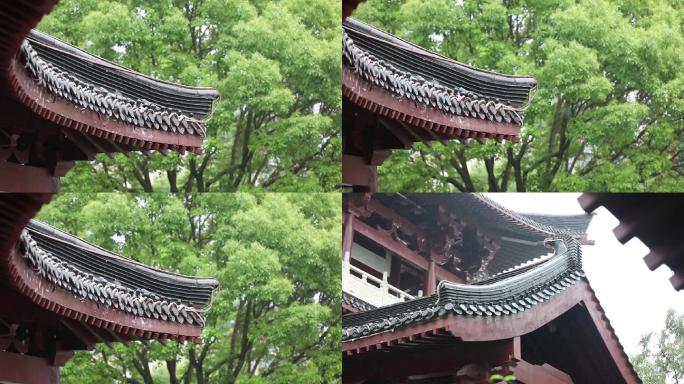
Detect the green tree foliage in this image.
<box><xmin>354</xmin><ymin>0</ymin><xmax>684</xmax><ymax>192</ymax></box>
<box><xmin>38</xmin><ymin>0</ymin><xmax>340</xmax><ymax>192</ymax></box>
<box><xmin>632</xmin><ymin>309</ymin><xmax>684</xmax><ymax>383</ymax></box>
<box><xmin>36</xmin><ymin>193</ymin><xmax>341</xmax><ymax>383</ymax></box>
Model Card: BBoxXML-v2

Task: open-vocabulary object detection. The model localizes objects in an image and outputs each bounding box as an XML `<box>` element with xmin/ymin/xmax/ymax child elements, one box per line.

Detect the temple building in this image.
<box><xmin>342</xmin><ymin>2</ymin><xmax>536</xmax><ymax>191</ymax></box>
<box><xmin>342</xmin><ymin>193</ymin><xmax>640</xmax><ymax>383</ymax></box>
<box><xmin>0</xmin><ymin>194</ymin><xmax>218</xmax><ymax>384</ymax></box>
<box><xmin>0</xmin><ymin>2</ymin><xmax>221</xmax><ymax>380</ymax></box>
<box><xmin>0</xmin><ymin>0</ymin><xmax>219</xmax><ymax>192</ymax></box>
<box><xmin>579</xmin><ymin>193</ymin><xmax>684</xmax><ymax>291</ymax></box>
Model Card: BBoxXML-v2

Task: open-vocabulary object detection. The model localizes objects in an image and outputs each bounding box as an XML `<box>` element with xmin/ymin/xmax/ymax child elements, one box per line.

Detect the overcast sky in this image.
<box><xmin>485</xmin><ymin>193</ymin><xmax>684</xmax><ymax>356</ymax></box>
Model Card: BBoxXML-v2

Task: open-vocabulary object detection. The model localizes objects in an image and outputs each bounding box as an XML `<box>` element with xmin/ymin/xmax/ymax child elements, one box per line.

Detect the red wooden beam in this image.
<box><xmin>582</xmin><ymin>285</ymin><xmax>641</xmax><ymax>384</ymax></box>
<box><xmin>0</xmin><ymin>161</ymin><xmax>60</xmax><ymax>192</ymax></box>
<box><xmin>342</xmin><ymin>154</ymin><xmax>377</xmax><ymax>192</ymax></box>
<box><xmin>0</xmin><ymin>351</ymin><xmax>59</xmax><ymax>384</ymax></box>
<box><xmin>59</xmin><ymin>319</ymin><xmax>97</xmax><ymax>350</ymax></box>
<box><xmin>377</xmin><ymin>118</ymin><xmax>414</xmax><ymax>149</ymax></box>
<box><xmin>352</xmin><ymin>218</ymin><xmax>462</xmax><ymax>282</ymax></box>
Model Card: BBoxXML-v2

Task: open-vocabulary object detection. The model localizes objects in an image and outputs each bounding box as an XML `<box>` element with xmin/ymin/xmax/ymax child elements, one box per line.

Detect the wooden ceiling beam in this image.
<box><xmin>59</xmin><ymin>319</ymin><xmax>96</xmax><ymax>350</ymax></box>
<box><xmin>59</xmin><ymin>128</ymin><xmax>98</xmax><ymax>160</ymax></box>
<box><xmin>352</xmin><ymin>218</ymin><xmax>462</xmax><ymax>282</ymax></box>
<box><xmin>79</xmin><ymin>323</ymin><xmax>113</xmax><ymax>349</ymax></box>
<box><xmin>397</xmin><ymin>120</ymin><xmax>438</xmax><ymax>147</ymax></box>
<box><xmin>378</xmin><ymin>117</ymin><xmax>414</xmax><ymax>149</ymax></box>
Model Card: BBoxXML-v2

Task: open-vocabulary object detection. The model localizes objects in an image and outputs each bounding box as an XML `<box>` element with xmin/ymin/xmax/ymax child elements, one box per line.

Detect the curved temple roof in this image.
<box><xmin>520</xmin><ymin>213</ymin><xmax>594</xmax><ymax>236</ymax></box>
<box><xmin>18</xmin><ymin>220</ymin><xmax>218</xmax><ymax>327</ymax></box>
<box><xmin>373</xmin><ymin>193</ymin><xmax>593</xmax><ymax>274</ymax></box>
<box><xmin>343</xmin><ymin>18</ymin><xmax>536</xmax><ymax>127</ymax></box>
<box><xmin>0</xmin><ymin>0</ymin><xmax>221</xmax><ymax>192</ymax></box>
<box><xmin>342</xmin><ymin>234</ymin><xmax>583</xmax><ymax>341</ymax></box>
<box><xmin>19</xmin><ymin>30</ymin><xmax>219</xmax><ymax>138</ymax></box>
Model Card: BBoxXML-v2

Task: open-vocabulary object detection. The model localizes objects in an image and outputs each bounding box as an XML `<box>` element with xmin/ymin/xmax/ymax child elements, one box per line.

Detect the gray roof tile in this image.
<box><xmin>342</xmin><ymin>234</ymin><xmax>583</xmax><ymax>341</ymax></box>
<box><xmin>343</xmin><ymin>18</ymin><xmax>536</xmax><ymax>124</ymax></box>
<box><xmin>20</xmin><ymin>30</ymin><xmax>219</xmax><ymax>136</ymax></box>
<box><xmin>19</xmin><ymin>220</ymin><xmax>218</xmax><ymax>326</ymax></box>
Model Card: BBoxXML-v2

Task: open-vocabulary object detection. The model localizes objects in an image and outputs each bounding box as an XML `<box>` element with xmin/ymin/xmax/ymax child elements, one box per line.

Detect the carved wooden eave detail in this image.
<box><xmin>345</xmin><ymin>194</ymin><xmax>509</xmax><ymax>282</ymax></box>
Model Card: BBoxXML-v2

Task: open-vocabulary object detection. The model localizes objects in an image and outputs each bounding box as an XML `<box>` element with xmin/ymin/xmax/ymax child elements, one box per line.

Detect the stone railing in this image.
<box><xmin>342</xmin><ymin>261</ymin><xmax>416</xmax><ymax>308</ymax></box>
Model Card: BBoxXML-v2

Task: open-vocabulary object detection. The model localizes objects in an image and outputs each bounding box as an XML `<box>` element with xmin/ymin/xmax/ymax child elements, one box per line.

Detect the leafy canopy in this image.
<box><xmin>37</xmin><ymin>193</ymin><xmax>341</xmax><ymax>384</ymax></box>
<box><xmin>632</xmin><ymin>309</ymin><xmax>684</xmax><ymax>383</ymax></box>
<box><xmin>354</xmin><ymin>0</ymin><xmax>684</xmax><ymax>192</ymax></box>
<box><xmin>38</xmin><ymin>0</ymin><xmax>341</xmax><ymax>192</ymax></box>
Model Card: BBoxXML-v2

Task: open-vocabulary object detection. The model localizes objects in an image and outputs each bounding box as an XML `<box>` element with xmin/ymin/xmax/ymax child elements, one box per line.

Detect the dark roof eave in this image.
<box><xmin>342</xmin><ymin>234</ymin><xmax>583</xmax><ymax>339</ymax></box>
<box><xmin>345</xmin><ymin>18</ymin><xmax>537</xmax><ymax>87</ymax></box>
<box><xmin>28</xmin><ymin>30</ymin><xmax>220</xmax><ymax>101</ymax></box>
<box><xmin>27</xmin><ymin>220</ymin><xmax>218</xmax><ymax>288</ymax></box>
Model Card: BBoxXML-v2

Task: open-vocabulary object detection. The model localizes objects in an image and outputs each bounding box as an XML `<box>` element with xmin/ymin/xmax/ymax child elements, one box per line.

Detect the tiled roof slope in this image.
<box><xmin>20</xmin><ymin>30</ymin><xmax>219</xmax><ymax>136</ymax></box>
<box><xmin>342</xmin><ymin>234</ymin><xmax>583</xmax><ymax>341</ymax></box>
<box><xmin>445</xmin><ymin>195</ymin><xmax>591</xmax><ymax>272</ymax></box>
<box><xmin>451</xmin><ymin>194</ymin><xmax>562</xmax><ymax>237</ymax></box>
<box><xmin>521</xmin><ymin>213</ymin><xmax>594</xmax><ymax>236</ymax></box>
<box><xmin>343</xmin><ymin>18</ymin><xmax>536</xmax><ymax>125</ymax></box>
<box><xmin>19</xmin><ymin>220</ymin><xmax>218</xmax><ymax>326</ymax></box>
<box><xmin>343</xmin><ymin>291</ymin><xmax>376</xmax><ymax>312</ymax></box>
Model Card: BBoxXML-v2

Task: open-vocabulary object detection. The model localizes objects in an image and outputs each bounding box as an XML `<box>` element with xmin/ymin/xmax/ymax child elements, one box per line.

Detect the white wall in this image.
<box><xmin>351</xmin><ymin>242</ymin><xmax>391</xmax><ymax>274</ymax></box>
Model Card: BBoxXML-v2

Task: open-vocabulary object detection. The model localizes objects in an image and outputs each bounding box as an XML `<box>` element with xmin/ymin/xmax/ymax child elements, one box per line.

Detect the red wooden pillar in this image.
<box><xmin>342</xmin><ymin>155</ymin><xmax>378</xmax><ymax>192</ymax></box>
<box><xmin>512</xmin><ymin>336</ymin><xmax>521</xmax><ymax>360</ymax></box>
<box><xmin>343</xmin><ymin>0</ymin><xmax>364</xmax><ymax>19</ymax></box>
<box><xmin>342</xmin><ymin>212</ymin><xmax>354</xmax><ymax>264</ymax></box>
<box><xmin>424</xmin><ymin>260</ymin><xmax>436</xmax><ymax>295</ymax></box>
